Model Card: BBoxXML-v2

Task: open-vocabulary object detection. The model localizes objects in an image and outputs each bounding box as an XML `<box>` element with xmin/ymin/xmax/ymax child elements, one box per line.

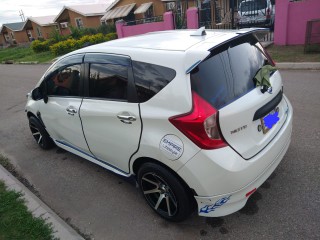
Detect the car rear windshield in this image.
<box><xmin>240</xmin><ymin>0</ymin><xmax>267</xmax><ymax>12</ymax></box>
<box><xmin>191</xmin><ymin>34</ymin><xmax>272</xmax><ymax>109</ymax></box>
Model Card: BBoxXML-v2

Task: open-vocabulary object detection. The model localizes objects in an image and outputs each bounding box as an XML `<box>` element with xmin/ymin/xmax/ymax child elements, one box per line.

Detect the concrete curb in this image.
<box><xmin>276</xmin><ymin>62</ymin><xmax>320</xmax><ymax>70</ymax></box>
<box><xmin>0</xmin><ymin>165</ymin><xmax>84</xmax><ymax>240</ymax></box>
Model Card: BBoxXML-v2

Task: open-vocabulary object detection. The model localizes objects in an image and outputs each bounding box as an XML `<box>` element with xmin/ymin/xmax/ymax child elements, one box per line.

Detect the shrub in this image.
<box><xmin>97</xmin><ymin>24</ymin><xmax>116</xmax><ymax>34</ymax></box>
<box><xmin>50</xmin><ymin>38</ymin><xmax>78</xmax><ymax>56</ymax></box>
<box><xmin>31</xmin><ymin>39</ymin><xmax>52</xmax><ymax>53</ymax></box>
<box><xmin>88</xmin><ymin>33</ymin><xmax>105</xmax><ymax>44</ymax></box>
<box><xmin>70</xmin><ymin>26</ymin><xmax>98</xmax><ymax>39</ymax></box>
<box><xmin>105</xmin><ymin>32</ymin><xmax>117</xmax><ymax>41</ymax></box>
<box><xmin>49</xmin><ymin>29</ymin><xmax>68</xmax><ymax>43</ymax></box>
<box><xmin>50</xmin><ymin>32</ymin><xmax>118</xmax><ymax>56</ymax></box>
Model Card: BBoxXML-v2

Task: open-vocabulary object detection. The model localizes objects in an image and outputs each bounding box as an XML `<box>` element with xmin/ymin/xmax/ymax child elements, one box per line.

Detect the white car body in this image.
<box><xmin>26</xmin><ymin>28</ymin><xmax>293</xmax><ymax>220</ymax></box>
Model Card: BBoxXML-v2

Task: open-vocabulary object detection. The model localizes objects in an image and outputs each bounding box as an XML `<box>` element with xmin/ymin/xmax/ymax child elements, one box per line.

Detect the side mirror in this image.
<box><xmin>31</xmin><ymin>87</ymin><xmax>42</xmax><ymax>100</ymax></box>
<box><xmin>31</xmin><ymin>82</ymin><xmax>48</xmax><ymax>104</ymax></box>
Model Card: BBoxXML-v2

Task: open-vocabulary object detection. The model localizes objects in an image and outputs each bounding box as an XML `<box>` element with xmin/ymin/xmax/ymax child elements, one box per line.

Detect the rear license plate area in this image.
<box><xmin>260</xmin><ymin>107</ymin><xmax>280</xmax><ymax>134</ymax></box>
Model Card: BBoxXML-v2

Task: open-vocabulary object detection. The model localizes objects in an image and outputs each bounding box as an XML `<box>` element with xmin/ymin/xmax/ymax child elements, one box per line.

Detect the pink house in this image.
<box><xmin>274</xmin><ymin>0</ymin><xmax>320</xmax><ymax>45</ymax></box>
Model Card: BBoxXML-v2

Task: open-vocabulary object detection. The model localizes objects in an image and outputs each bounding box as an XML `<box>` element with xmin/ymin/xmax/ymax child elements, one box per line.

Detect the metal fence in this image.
<box><xmin>198</xmin><ymin>0</ymin><xmax>274</xmax><ymax>42</ymax></box>
<box><xmin>125</xmin><ymin>16</ymin><xmax>163</xmax><ymax>26</ymax></box>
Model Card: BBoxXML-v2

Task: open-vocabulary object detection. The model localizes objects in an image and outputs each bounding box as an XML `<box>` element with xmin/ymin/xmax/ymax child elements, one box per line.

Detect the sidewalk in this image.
<box><xmin>276</xmin><ymin>62</ymin><xmax>320</xmax><ymax>70</ymax></box>
<box><xmin>0</xmin><ymin>165</ymin><xmax>84</xmax><ymax>240</ymax></box>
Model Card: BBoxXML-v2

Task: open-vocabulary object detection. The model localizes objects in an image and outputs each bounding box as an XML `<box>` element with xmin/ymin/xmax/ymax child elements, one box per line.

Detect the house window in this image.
<box><xmin>10</xmin><ymin>32</ymin><xmax>15</xmax><ymax>39</ymax></box>
<box><xmin>144</xmin><ymin>6</ymin><xmax>154</xmax><ymax>19</ymax></box>
<box><xmin>4</xmin><ymin>34</ymin><xmax>10</xmax><ymax>41</ymax></box>
<box><xmin>27</xmin><ymin>30</ymin><xmax>33</xmax><ymax>41</ymax></box>
<box><xmin>75</xmin><ymin>18</ymin><xmax>84</xmax><ymax>28</ymax></box>
<box><xmin>37</xmin><ymin>27</ymin><xmax>42</xmax><ymax>37</ymax></box>
<box><xmin>165</xmin><ymin>2</ymin><xmax>176</xmax><ymax>11</ymax></box>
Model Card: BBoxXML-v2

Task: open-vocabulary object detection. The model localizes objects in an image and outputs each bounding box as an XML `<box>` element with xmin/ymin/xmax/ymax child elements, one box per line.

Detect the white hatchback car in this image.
<box><xmin>26</xmin><ymin>28</ymin><xmax>292</xmax><ymax>222</ymax></box>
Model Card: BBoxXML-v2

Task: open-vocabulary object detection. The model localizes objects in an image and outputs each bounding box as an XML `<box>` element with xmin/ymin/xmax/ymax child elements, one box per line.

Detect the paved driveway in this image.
<box><xmin>0</xmin><ymin>64</ymin><xmax>319</xmax><ymax>240</ymax></box>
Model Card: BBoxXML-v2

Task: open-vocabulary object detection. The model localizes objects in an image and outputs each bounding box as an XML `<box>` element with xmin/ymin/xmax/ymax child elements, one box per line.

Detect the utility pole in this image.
<box><xmin>19</xmin><ymin>10</ymin><xmax>25</xmax><ymax>22</ymax></box>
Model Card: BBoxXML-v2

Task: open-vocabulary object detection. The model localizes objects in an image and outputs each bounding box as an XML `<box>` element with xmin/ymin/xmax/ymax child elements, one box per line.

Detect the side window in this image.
<box><xmin>89</xmin><ymin>63</ymin><xmax>128</xmax><ymax>100</ymax></box>
<box><xmin>46</xmin><ymin>64</ymin><xmax>81</xmax><ymax>97</ymax></box>
<box><xmin>132</xmin><ymin>61</ymin><xmax>176</xmax><ymax>102</ymax></box>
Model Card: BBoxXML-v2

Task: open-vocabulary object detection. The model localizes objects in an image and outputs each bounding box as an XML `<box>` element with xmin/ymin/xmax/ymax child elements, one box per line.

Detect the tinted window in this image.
<box><xmin>46</xmin><ymin>54</ymin><xmax>83</xmax><ymax>74</ymax></box>
<box><xmin>191</xmin><ymin>52</ymin><xmax>232</xmax><ymax>109</ymax></box>
<box><xmin>89</xmin><ymin>63</ymin><xmax>128</xmax><ymax>100</ymax></box>
<box><xmin>228</xmin><ymin>42</ymin><xmax>265</xmax><ymax>99</ymax></box>
<box><xmin>132</xmin><ymin>61</ymin><xmax>176</xmax><ymax>102</ymax></box>
<box><xmin>46</xmin><ymin>64</ymin><xmax>81</xmax><ymax>97</ymax></box>
<box><xmin>191</xmin><ymin>34</ymin><xmax>270</xmax><ymax>109</ymax></box>
<box><xmin>85</xmin><ymin>54</ymin><xmax>130</xmax><ymax>66</ymax></box>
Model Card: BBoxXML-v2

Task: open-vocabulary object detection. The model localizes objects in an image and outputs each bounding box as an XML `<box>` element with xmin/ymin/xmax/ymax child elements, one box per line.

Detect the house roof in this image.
<box><xmin>0</xmin><ymin>22</ymin><xmax>25</xmax><ymax>32</ymax></box>
<box><xmin>105</xmin><ymin>0</ymin><xmax>121</xmax><ymax>12</ymax></box>
<box><xmin>27</xmin><ymin>15</ymin><xmax>57</xmax><ymax>26</ymax></box>
<box><xmin>22</xmin><ymin>15</ymin><xmax>57</xmax><ymax>30</ymax></box>
<box><xmin>101</xmin><ymin>3</ymin><xmax>136</xmax><ymax>21</ymax></box>
<box><xmin>54</xmin><ymin>4</ymin><xmax>110</xmax><ymax>22</ymax></box>
<box><xmin>134</xmin><ymin>2</ymin><xmax>153</xmax><ymax>14</ymax></box>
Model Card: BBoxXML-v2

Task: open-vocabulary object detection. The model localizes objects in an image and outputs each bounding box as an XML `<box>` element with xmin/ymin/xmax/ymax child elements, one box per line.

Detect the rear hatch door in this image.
<box><xmin>191</xmin><ymin>34</ymin><xmax>289</xmax><ymax>159</ymax></box>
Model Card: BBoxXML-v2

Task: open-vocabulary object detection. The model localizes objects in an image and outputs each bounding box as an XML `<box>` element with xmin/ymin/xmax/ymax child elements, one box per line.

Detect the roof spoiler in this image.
<box><xmin>236</xmin><ymin>28</ymin><xmax>270</xmax><ymax>40</ymax></box>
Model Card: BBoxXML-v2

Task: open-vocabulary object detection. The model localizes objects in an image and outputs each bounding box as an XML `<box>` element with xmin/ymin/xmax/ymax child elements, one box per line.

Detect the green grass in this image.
<box><xmin>267</xmin><ymin>44</ymin><xmax>320</xmax><ymax>62</ymax></box>
<box><xmin>0</xmin><ymin>46</ymin><xmax>54</xmax><ymax>63</ymax></box>
<box><xmin>0</xmin><ymin>154</ymin><xmax>15</xmax><ymax>173</ymax></box>
<box><xmin>0</xmin><ymin>180</ymin><xmax>56</xmax><ymax>240</ymax></box>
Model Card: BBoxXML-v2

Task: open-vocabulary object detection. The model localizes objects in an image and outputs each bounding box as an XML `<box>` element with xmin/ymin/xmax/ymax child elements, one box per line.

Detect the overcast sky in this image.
<box><xmin>0</xmin><ymin>0</ymin><xmax>112</xmax><ymax>26</ymax></box>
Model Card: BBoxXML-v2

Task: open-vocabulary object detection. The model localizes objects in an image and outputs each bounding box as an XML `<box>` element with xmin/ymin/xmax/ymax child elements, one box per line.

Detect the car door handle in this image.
<box><xmin>66</xmin><ymin>106</ymin><xmax>77</xmax><ymax>116</ymax></box>
<box><xmin>117</xmin><ymin>113</ymin><xmax>136</xmax><ymax>124</ymax></box>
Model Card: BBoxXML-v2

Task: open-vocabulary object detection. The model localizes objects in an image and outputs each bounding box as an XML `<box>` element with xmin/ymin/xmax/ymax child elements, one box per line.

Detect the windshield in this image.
<box><xmin>240</xmin><ymin>0</ymin><xmax>267</xmax><ymax>12</ymax></box>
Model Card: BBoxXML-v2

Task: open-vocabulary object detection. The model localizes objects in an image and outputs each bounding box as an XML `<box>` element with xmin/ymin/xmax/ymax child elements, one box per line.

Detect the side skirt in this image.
<box><xmin>54</xmin><ymin>140</ymin><xmax>131</xmax><ymax>178</ymax></box>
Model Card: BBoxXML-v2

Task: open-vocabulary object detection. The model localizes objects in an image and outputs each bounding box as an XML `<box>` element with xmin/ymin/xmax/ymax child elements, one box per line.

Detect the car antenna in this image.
<box><xmin>190</xmin><ymin>27</ymin><xmax>206</xmax><ymax>36</ymax></box>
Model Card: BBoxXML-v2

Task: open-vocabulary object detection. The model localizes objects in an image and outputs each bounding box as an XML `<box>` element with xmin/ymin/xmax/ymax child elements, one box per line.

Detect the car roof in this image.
<box><xmin>79</xmin><ymin>28</ymin><xmax>262</xmax><ymax>52</ymax></box>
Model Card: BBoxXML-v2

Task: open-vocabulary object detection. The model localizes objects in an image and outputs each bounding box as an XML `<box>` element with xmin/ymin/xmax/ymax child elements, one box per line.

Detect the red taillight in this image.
<box><xmin>169</xmin><ymin>92</ymin><xmax>227</xmax><ymax>150</ymax></box>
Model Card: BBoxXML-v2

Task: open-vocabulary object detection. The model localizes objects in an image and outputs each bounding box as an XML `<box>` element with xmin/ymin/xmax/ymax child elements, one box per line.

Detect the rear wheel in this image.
<box><xmin>137</xmin><ymin>162</ymin><xmax>193</xmax><ymax>222</ymax></box>
<box><xmin>29</xmin><ymin>116</ymin><xmax>54</xmax><ymax>150</ymax></box>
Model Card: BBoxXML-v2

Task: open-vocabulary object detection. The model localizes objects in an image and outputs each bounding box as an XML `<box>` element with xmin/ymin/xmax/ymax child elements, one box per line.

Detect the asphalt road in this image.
<box><xmin>0</xmin><ymin>64</ymin><xmax>319</xmax><ymax>240</ymax></box>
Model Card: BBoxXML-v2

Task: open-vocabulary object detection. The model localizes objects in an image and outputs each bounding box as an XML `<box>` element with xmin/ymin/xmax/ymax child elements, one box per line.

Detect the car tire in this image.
<box><xmin>29</xmin><ymin>116</ymin><xmax>54</xmax><ymax>150</ymax></box>
<box><xmin>137</xmin><ymin>162</ymin><xmax>194</xmax><ymax>222</ymax></box>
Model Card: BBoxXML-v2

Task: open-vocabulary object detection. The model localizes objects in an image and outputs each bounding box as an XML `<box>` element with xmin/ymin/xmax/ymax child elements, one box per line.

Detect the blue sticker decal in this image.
<box><xmin>264</xmin><ymin>111</ymin><xmax>280</xmax><ymax>129</ymax></box>
<box><xmin>199</xmin><ymin>195</ymin><xmax>231</xmax><ymax>214</ymax></box>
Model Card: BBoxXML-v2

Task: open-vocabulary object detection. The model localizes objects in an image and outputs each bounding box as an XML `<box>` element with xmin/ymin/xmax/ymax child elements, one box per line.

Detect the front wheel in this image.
<box><xmin>137</xmin><ymin>162</ymin><xmax>194</xmax><ymax>222</ymax></box>
<box><xmin>29</xmin><ymin>116</ymin><xmax>54</xmax><ymax>150</ymax></box>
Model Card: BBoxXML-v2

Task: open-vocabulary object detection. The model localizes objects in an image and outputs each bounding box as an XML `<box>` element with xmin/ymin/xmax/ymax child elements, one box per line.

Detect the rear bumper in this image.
<box><xmin>177</xmin><ymin>95</ymin><xmax>293</xmax><ymax>217</ymax></box>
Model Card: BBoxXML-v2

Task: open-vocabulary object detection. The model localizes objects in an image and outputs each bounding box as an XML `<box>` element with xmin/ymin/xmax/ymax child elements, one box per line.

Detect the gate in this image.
<box><xmin>198</xmin><ymin>0</ymin><xmax>274</xmax><ymax>41</ymax></box>
<box><xmin>305</xmin><ymin>19</ymin><xmax>320</xmax><ymax>53</ymax></box>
